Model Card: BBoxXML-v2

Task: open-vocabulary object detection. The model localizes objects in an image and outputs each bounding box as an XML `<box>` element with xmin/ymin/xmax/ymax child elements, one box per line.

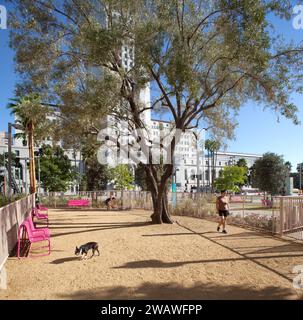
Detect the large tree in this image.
<box><xmin>215</xmin><ymin>165</ymin><xmax>247</xmax><ymax>193</ymax></box>
<box><xmin>10</xmin><ymin>0</ymin><xmax>303</xmax><ymax>223</ymax></box>
<box><xmin>38</xmin><ymin>144</ymin><xmax>77</xmax><ymax>192</ymax></box>
<box><xmin>250</xmin><ymin>152</ymin><xmax>290</xmax><ymax>196</ymax></box>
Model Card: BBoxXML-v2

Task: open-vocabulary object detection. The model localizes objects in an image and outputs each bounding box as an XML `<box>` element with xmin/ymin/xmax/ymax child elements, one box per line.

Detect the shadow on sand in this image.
<box><xmin>56</xmin><ymin>281</ymin><xmax>301</xmax><ymax>300</ymax></box>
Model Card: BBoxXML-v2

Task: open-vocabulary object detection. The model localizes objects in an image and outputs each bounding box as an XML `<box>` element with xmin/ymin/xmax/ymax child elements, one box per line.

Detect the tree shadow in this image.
<box><xmin>142</xmin><ymin>231</ymin><xmax>218</xmax><ymax>237</ymax></box>
<box><xmin>50</xmin><ymin>221</ymin><xmax>153</xmax><ymax>238</ymax></box>
<box><xmin>245</xmin><ymin>243</ymin><xmax>303</xmax><ymax>255</ymax></box>
<box><xmin>112</xmin><ymin>254</ymin><xmax>303</xmax><ymax>270</ymax></box>
<box><xmin>56</xmin><ymin>281</ymin><xmax>301</xmax><ymax>300</ymax></box>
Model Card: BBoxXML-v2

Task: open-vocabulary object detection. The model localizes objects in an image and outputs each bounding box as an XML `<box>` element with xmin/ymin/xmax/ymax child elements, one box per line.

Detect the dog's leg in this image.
<box><xmin>96</xmin><ymin>248</ymin><xmax>100</xmax><ymax>256</ymax></box>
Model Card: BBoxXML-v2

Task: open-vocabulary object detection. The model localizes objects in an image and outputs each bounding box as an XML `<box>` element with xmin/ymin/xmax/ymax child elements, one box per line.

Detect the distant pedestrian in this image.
<box><xmin>105</xmin><ymin>196</ymin><xmax>116</xmax><ymax>210</ymax></box>
<box><xmin>216</xmin><ymin>190</ymin><xmax>230</xmax><ymax>234</ymax></box>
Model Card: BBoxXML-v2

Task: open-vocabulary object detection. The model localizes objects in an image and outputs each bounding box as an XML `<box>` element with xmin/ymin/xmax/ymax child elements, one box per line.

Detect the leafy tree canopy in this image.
<box><xmin>250</xmin><ymin>152</ymin><xmax>290</xmax><ymax>195</ymax></box>
<box><xmin>109</xmin><ymin>164</ymin><xmax>134</xmax><ymax>190</ymax></box>
<box><xmin>38</xmin><ymin>144</ymin><xmax>77</xmax><ymax>192</ymax></box>
<box><xmin>215</xmin><ymin>165</ymin><xmax>247</xmax><ymax>192</ymax></box>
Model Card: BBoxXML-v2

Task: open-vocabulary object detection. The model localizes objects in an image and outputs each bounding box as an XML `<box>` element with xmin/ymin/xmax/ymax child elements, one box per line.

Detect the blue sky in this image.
<box><xmin>0</xmin><ymin>3</ymin><xmax>303</xmax><ymax>170</ymax></box>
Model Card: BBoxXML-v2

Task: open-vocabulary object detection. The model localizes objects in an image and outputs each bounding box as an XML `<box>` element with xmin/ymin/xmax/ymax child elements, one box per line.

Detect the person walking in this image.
<box><xmin>216</xmin><ymin>190</ymin><xmax>230</xmax><ymax>234</ymax></box>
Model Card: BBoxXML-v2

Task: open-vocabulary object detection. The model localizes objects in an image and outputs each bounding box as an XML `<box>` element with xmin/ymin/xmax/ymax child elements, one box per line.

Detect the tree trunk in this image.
<box><xmin>146</xmin><ymin>166</ymin><xmax>174</xmax><ymax>224</ymax></box>
<box><xmin>150</xmin><ymin>187</ymin><xmax>173</xmax><ymax>224</ymax></box>
<box><xmin>28</xmin><ymin>122</ymin><xmax>36</xmax><ymax>194</ymax></box>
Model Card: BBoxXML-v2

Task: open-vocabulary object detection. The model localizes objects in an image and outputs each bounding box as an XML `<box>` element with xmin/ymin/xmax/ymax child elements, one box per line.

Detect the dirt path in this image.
<box><xmin>0</xmin><ymin>209</ymin><xmax>302</xmax><ymax>300</ymax></box>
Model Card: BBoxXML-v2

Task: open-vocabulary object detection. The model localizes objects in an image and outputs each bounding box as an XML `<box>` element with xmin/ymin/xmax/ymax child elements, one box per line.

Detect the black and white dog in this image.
<box><xmin>75</xmin><ymin>242</ymin><xmax>100</xmax><ymax>260</ymax></box>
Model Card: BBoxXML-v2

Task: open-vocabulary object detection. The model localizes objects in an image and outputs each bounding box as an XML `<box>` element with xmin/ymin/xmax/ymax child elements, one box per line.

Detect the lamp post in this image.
<box><xmin>37</xmin><ymin>155</ymin><xmax>41</xmax><ymax>194</ymax></box>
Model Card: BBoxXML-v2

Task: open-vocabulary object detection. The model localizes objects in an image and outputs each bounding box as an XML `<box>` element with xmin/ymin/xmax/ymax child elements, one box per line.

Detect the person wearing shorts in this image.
<box><xmin>105</xmin><ymin>196</ymin><xmax>116</xmax><ymax>210</ymax></box>
<box><xmin>216</xmin><ymin>190</ymin><xmax>230</xmax><ymax>234</ymax></box>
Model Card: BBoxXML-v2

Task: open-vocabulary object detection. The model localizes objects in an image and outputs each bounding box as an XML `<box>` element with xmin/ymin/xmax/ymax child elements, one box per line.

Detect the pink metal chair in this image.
<box><xmin>32</xmin><ymin>208</ymin><xmax>49</xmax><ymax>227</ymax></box>
<box><xmin>36</xmin><ymin>203</ymin><xmax>49</xmax><ymax>215</ymax></box>
<box><xmin>17</xmin><ymin>217</ymin><xmax>51</xmax><ymax>258</ymax></box>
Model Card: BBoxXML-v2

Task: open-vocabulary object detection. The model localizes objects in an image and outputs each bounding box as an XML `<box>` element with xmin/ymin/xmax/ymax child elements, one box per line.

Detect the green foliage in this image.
<box><xmin>38</xmin><ymin>144</ymin><xmax>77</xmax><ymax>192</ymax></box>
<box><xmin>250</xmin><ymin>152</ymin><xmax>290</xmax><ymax>195</ymax></box>
<box><xmin>80</xmin><ymin>138</ymin><xmax>111</xmax><ymax>190</ymax></box>
<box><xmin>215</xmin><ymin>166</ymin><xmax>247</xmax><ymax>192</ymax></box>
<box><xmin>84</xmin><ymin>160</ymin><xmax>111</xmax><ymax>191</ymax></box>
<box><xmin>0</xmin><ymin>194</ymin><xmax>26</xmax><ymax>208</ymax></box>
<box><xmin>135</xmin><ymin>163</ymin><xmax>149</xmax><ymax>191</ymax></box>
<box><xmin>110</xmin><ymin>164</ymin><xmax>134</xmax><ymax>190</ymax></box>
<box><xmin>7</xmin><ymin>94</ymin><xmax>53</xmax><ymax>143</ymax></box>
<box><xmin>236</xmin><ymin>158</ymin><xmax>248</xmax><ymax>168</ymax></box>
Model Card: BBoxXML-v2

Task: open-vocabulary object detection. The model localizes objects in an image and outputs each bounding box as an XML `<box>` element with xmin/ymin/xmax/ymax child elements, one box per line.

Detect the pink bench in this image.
<box><xmin>67</xmin><ymin>199</ymin><xmax>90</xmax><ymax>208</ymax></box>
<box><xmin>17</xmin><ymin>217</ymin><xmax>51</xmax><ymax>258</ymax></box>
<box><xmin>32</xmin><ymin>208</ymin><xmax>49</xmax><ymax>227</ymax></box>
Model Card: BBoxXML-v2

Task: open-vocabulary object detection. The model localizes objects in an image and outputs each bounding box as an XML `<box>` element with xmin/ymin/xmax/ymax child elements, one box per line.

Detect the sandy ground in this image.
<box><xmin>0</xmin><ymin>208</ymin><xmax>303</xmax><ymax>300</ymax></box>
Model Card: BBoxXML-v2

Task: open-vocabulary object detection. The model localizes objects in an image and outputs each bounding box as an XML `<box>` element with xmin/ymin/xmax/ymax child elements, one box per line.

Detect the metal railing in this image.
<box><xmin>279</xmin><ymin>196</ymin><xmax>303</xmax><ymax>240</ymax></box>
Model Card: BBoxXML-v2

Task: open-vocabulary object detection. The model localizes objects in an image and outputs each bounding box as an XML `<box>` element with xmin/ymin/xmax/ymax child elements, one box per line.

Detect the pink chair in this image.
<box><xmin>32</xmin><ymin>208</ymin><xmax>49</xmax><ymax>227</ymax></box>
<box><xmin>36</xmin><ymin>203</ymin><xmax>49</xmax><ymax>214</ymax></box>
<box><xmin>17</xmin><ymin>217</ymin><xmax>51</xmax><ymax>258</ymax></box>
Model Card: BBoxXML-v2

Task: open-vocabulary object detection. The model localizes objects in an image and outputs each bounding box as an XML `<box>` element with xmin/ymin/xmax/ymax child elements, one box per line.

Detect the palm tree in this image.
<box><xmin>7</xmin><ymin>94</ymin><xmax>52</xmax><ymax>194</ymax></box>
<box><xmin>205</xmin><ymin>139</ymin><xmax>221</xmax><ymax>192</ymax></box>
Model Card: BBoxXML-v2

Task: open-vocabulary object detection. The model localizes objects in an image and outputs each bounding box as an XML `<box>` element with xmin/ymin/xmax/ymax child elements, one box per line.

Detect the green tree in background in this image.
<box><xmin>250</xmin><ymin>153</ymin><xmax>290</xmax><ymax>196</ymax></box>
<box><xmin>110</xmin><ymin>165</ymin><xmax>134</xmax><ymax>190</ymax></box>
<box><xmin>236</xmin><ymin>158</ymin><xmax>249</xmax><ymax>187</ymax></box>
<box><xmin>205</xmin><ymin>139</ymin><xmax>221</xmax><ymax>191</ymax></box>
<box><xmin>38</xmin><ymin>145</ymin><xmax>77</xmax><ymax>192</ymax></box>
<box><xmin>215</xmin><ymin>166</ymin><xmax>247</xmax><ymax>193</ymax></box>
<box><xmin>81</xmin><ymin>140</ymin><xmax>111</xmax><ymax>191</ymax></box>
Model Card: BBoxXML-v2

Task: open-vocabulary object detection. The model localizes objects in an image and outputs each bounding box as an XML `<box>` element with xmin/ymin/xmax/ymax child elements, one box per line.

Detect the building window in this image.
<box><xmin>184</xmin><ymin>169</ymin><xmax>188</xmax><ymax>180</ymax></box>
<box><xmin>191</xmin><ymin>169</ymin><xmax>195</xmax><ymax>180</ymax></box>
